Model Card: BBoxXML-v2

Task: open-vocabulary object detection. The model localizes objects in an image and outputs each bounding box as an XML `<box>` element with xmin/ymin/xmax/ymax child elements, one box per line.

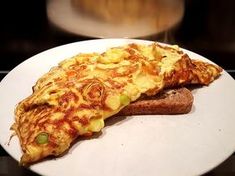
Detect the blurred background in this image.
<box><xmin>0</xmin><ymin>0</ymin><xmax>235</xmax><ymax>175</ymax></box>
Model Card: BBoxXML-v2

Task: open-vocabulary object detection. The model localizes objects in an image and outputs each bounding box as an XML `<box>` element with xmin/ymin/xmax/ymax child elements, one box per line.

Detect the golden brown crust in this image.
<box><xmin>118</xmin><ymin>87</ymin><xmax>193</xmax><ymax>115</ymax></box>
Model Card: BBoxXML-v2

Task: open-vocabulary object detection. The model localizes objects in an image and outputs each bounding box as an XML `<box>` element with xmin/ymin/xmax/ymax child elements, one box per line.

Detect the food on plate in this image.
<box><xmin>11</xmin><ymin>42</ymin><xmax>222</xmax><ymax>165</ymax></box>
<box><xmin>118</xmin><ymin>87</ymin><xmax>193</xmax><ymax>116</ymax></box>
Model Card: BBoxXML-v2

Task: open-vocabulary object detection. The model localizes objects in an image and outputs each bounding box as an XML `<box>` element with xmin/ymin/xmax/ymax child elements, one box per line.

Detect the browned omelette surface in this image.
<box><xmin>12</xmin><ymin>43</ymin><xmax>222</xmax><ymax>165</ymax></box>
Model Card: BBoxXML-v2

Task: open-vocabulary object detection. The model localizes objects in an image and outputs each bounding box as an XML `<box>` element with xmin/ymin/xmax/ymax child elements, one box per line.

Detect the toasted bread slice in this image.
<box><xmin>118</xmin><ymin>87</ymin><xmax>193</xmax><ymax>115</ymax></box>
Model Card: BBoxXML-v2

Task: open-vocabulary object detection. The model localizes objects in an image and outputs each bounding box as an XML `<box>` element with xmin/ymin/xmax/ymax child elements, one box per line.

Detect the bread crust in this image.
<box><xmin>118</xmin><ymin>87</ymin><xmax>193</xmax><ymax>115</ymax></box>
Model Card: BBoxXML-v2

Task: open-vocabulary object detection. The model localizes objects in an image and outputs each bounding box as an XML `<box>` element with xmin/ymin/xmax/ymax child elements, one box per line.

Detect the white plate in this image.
<box><xmin>46</xmin><ymin>0</ymin><xmax>184</xmax><ymax>38</ymax></box>
<box><xmin>0</xmin><ymin>39</ymin><xmax>235</xmax><ymax>176</ymax></box>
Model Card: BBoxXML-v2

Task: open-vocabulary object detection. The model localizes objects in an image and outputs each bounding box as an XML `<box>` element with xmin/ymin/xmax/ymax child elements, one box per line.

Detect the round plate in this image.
<box><xmin>0</xmin><ymin>39</ymin><xmax>235</xmax><ymax>176</ymax></box>
<box><xmin>46</xmin><ymin>0</ymin><xmax>184</xmax><ymax>38</ymax></box>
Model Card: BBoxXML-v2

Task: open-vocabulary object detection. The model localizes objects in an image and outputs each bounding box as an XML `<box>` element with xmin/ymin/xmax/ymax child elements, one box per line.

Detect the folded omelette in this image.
<box><xmin>11</xmin><ymin>43</ymin><xmax>222</xmax><ymax>165</ymax></box>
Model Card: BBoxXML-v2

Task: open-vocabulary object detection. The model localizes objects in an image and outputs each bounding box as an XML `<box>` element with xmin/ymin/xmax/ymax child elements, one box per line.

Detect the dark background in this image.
<box><xmin>0</xmin><ymin>0</ymin><xmax>235</xmax><ymax>175</ymax></box>
<box><xmin>1</xmin><ymin>0</ymin><xmax>235</xmax><ymax>74</ymax></box>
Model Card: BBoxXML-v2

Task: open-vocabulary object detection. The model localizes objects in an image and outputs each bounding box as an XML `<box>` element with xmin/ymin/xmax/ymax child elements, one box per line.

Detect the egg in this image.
<box><xmin>12</xmin><ymin>42</ymin><xmax>222</xmax><ymax>165</ymax></box>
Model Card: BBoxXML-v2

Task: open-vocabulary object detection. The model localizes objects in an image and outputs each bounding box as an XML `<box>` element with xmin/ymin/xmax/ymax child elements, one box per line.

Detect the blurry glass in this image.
<box><xmin>47</xmin><ymin>0</ymin><xmax>184</xmax><ymax>39</ymax></box>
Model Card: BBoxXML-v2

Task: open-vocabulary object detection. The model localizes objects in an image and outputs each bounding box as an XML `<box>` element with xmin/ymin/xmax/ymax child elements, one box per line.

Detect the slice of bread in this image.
<box><xmin>118</xmin><ymin>87</ymin><xmax>193</xmax><ymax>116</ymax></box>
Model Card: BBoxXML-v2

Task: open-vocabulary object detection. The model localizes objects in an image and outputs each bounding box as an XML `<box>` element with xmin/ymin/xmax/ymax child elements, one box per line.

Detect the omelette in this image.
<box><xmin>11</xmin><ymin>43</ymin><xmax>222</xmax><ymax>165</ymax></box>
